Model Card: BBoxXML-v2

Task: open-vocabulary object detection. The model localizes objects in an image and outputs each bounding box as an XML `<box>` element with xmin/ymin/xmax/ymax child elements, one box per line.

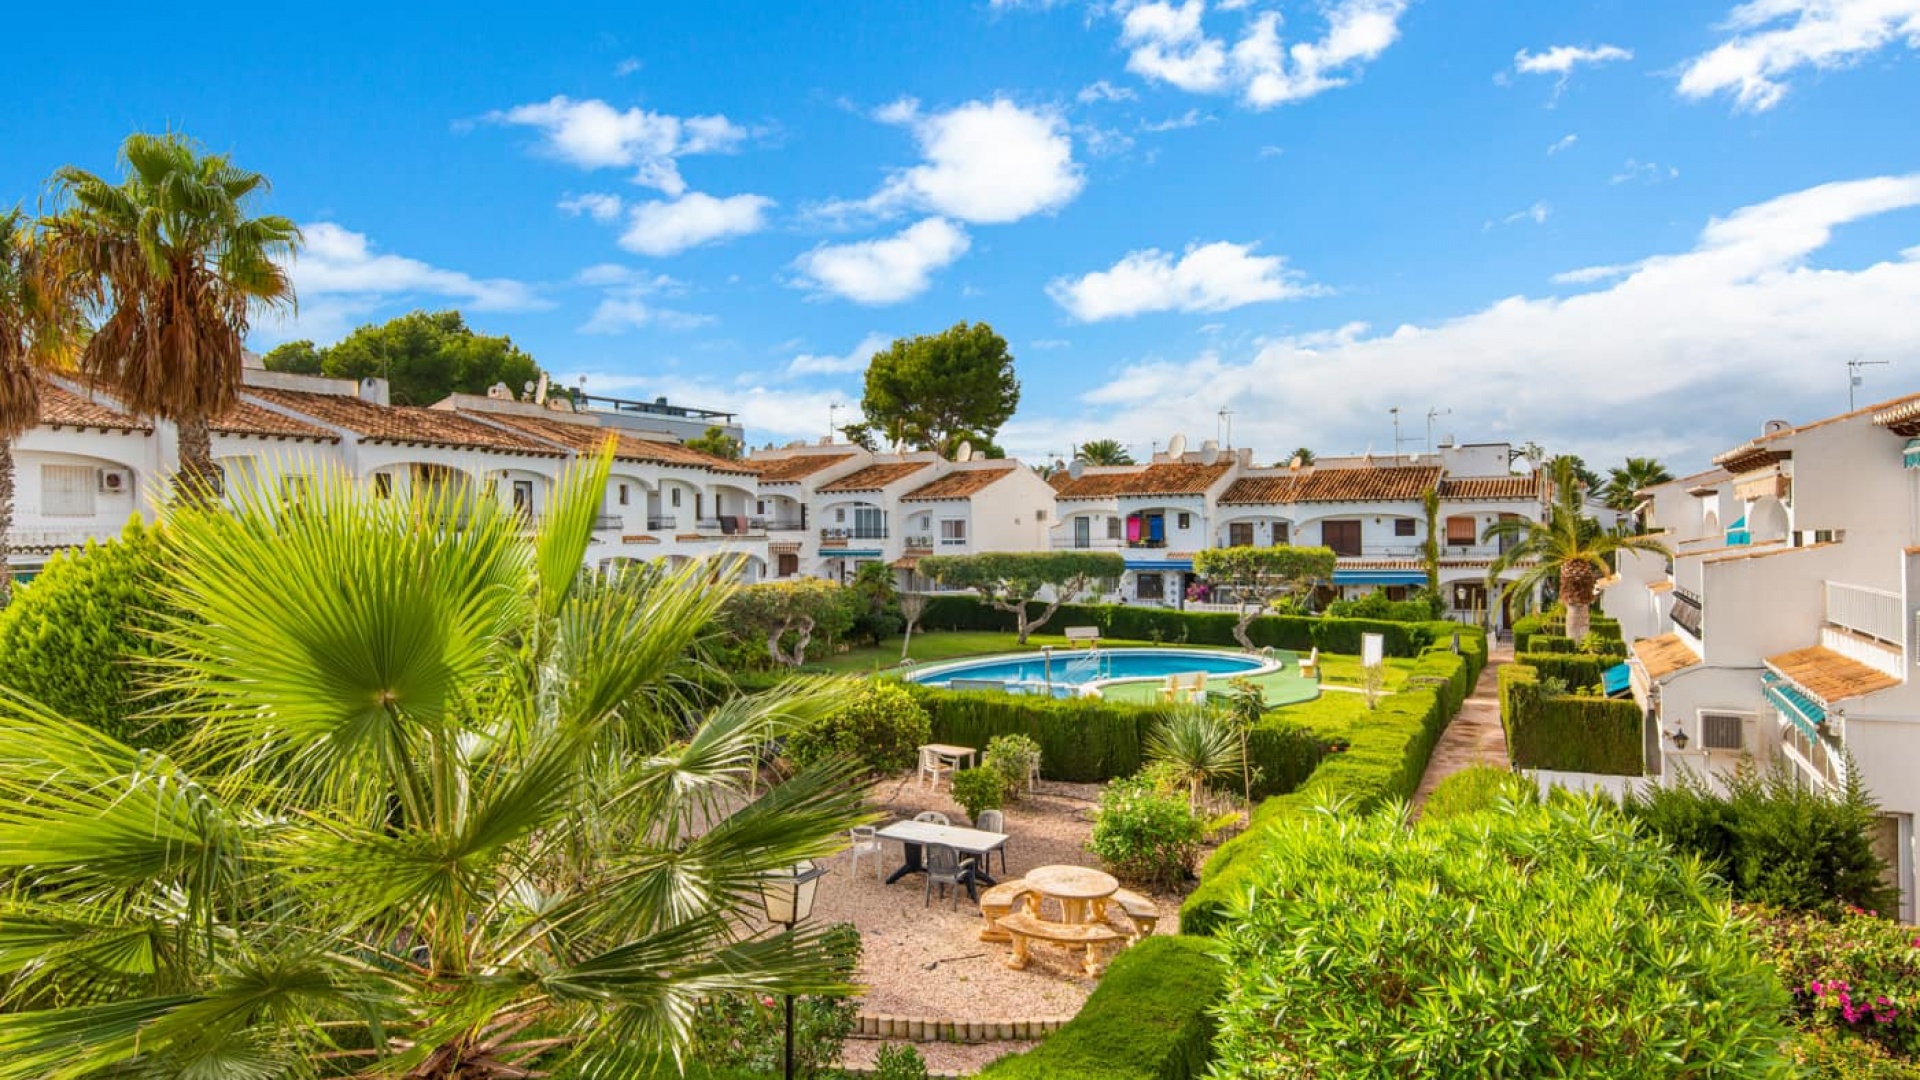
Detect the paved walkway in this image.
<box><xmin>1408</xmin><ymin>640</ymin><xmax>1514</xmax><ymax>816</ymax></box>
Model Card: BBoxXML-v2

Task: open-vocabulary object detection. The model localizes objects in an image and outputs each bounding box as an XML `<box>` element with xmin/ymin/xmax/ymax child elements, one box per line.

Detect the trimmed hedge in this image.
<box><xmin>1512</xmin><ymin>651</ymin><xmax>1617</xmax><ymax>691</ymax></box>
<box><xmin>1180</xmin><ymin>645</ymin><xmax>1478</xmax><ymax>936</ymax></box>
<box><xmin>974</xmin><ymin>936</ymin><xmax>1225</xmax><ymax>1080</ymax></box>
<box><xmin>918</xmin><ymin>596</ymin><xmax>1436</xmax><ymax>657</ymax></box>
<box><xmin>1498</xmin><ymin>663</ymin><xmax>1644</xmax><ymax>775</ymax></box>
<box><xmin>1512</xmin><ymin>612</ymin><xmax>1622</xmax><ymax>652</ymax></box>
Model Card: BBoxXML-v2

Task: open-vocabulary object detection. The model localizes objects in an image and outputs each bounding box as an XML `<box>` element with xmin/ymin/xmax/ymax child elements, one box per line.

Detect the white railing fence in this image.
<box><xmin>1825</xmin><ymin>580</ymin><xmax>1902</xmax><ymax>647</ymax></box>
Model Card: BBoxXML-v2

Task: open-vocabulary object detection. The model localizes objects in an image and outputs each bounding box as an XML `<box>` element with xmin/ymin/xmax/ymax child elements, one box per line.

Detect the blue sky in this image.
<box><xmin>9</xmin><ymin>0</ymin><xmax>1920</xmax><ymax>473</ymax></box>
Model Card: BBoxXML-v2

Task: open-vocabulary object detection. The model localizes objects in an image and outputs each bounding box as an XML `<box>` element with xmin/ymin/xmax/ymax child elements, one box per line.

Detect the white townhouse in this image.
<box><xmin>807</xmin><ymin>456</ymin><xmax>942</xmax><ymax>584</ymax></box>
<box><xmin>1617</xmin><ymin>394</ymin><xmax>1920</xmax><ymax>920</ymax></box>
<box><xmin>1047</xmin><ymin>454</ymin><xmax>1242</xmax><ymax>604</ymax></box>
<box><xmin>891</xmin><ymin>461</ymin><xmax>1060</xmax><ymax>589</ymax></box>
<box><xmin>7</xmin><ymin>378</ymin><xmax>161</xmax><ymax>577</ymax></box>
<box><xmin>742</xmin><ymin>445</ymin><xmax>869</xmax><ymax>580</ymax></box>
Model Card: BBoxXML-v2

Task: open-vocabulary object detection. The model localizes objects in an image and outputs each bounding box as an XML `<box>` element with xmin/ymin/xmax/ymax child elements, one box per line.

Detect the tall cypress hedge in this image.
<box><xmin>1498</xmin><ymin>663</ymin><xmax>1644</xmax><ymax>775</ymax></box>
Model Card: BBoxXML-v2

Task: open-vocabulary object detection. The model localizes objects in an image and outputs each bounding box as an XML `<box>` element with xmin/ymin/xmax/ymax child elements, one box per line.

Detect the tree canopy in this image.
<box><xmin>1192</xmin><ymin>545</ymin><xmax>1338</xmax><ymax>649</ymax></box>
<box><xmin>844</xmin><ymin>322</ymin><xmax>1019</xmax><ymax>457</ymax></box>
<box><xmin>685</xmin><ymin>424</ymin><xmax>744</xmax><ymax>460</ymax></box>
<box><xmin>1603</xmin><ymin>456</ymin><xmax>1674</xmax><ymax>513</ymax></box>
<box><xmin>723</xmin><ymin>577</ymin><xmax>855</xmax><ymax>667</ymax></box>
<box><xmin>919</xmin><ymin>551</ymin><xmax>1123</xmax><ymax>643</ymax></box>
<box><xmin>262</xmin><ymin>309</ymin><xmax>545</xmax><ymax>407</ymax></box>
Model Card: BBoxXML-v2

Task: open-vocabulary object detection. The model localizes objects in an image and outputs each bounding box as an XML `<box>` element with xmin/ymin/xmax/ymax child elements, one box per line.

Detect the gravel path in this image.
<box><xmin>812</xmin><ymin>774</ymin><xmax>1187</xmax><ymax>1024</ymax></box>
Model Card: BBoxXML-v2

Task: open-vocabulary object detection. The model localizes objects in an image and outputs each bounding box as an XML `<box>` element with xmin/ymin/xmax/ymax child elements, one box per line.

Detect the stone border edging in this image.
<box><xmin>851</xmin><ymin>1012</ymin><xmax>1072</xmax><ymax>1042</ymax></box>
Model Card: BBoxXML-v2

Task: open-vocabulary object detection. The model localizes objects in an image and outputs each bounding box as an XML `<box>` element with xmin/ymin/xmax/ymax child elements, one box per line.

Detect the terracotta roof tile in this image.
<box><xmin>1633</xmin><ymin>634</ymin><xmax>1700</xmax><ymax>680</ymax></box>
<box><xmin>1219</xmin><ymin>465</ymin><xmax>1441</xmax><ymax>505</ymax></box>
<box><xmin>35</xmin><ymin>380</ymin><xmax>150</xmax><ymax>432</ymax></box>
<box><xmin>1438</xmin><ymin>475</ymin><xmax>1538</xmax><ymax>501</ymax></box>
<box><xmin>1766</xmin><ymin>645</ymin><xmax>1900</xmax><ymax>704</ymax></box>
<box><xmin>213</xmin><ymin>401</ymin><xmax>338</xmax><ymax>441</ymax></box>
<box><xmin>467</xmin><ymin>411</ymin><xmax>754</xmax><ymax>473</ymax></box>
<box><xmin>247</xmin><ymin>389</ymin><xmax>562</xmax><ymax>455</ymax></box>
<box><xmin>1053</xmin><ymin>462</ymin><xmax>1231</xmax><ymax>499</ymax></box>
<box><xmin>747</xmin><ymin>452</ymin><xmax>857</xmax><ymax>483</ymax></box>
<box><xmin>902</xmin><ymin>465</ymin><xmax>1017</xmax><ymax>501</ymax></box>
<box><xmin>817</xmin><ymin>461</ymin><xmax>935</xmax><ymax>493</ymax></box>
<box><xmin>1047</xmin><ymin>471</ymin><xmax>1073</xmax><ymax>491</ymax></box>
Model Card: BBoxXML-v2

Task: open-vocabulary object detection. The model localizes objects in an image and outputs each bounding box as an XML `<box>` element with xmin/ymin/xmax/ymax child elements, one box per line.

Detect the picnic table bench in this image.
<box><xmin>1109</xmin><ymin>888</ymin><xmax>1161</xmax><ymax>941</ymax></box>
<box><xmin>996</xmin><ymin>911</ymin><xmax>1125</xmax><ymax>976</ymax></box>
<box><xmin>1064</xmin><ymin>626</ymin><xmax>1100</xmax><ymax>648</ymax></box>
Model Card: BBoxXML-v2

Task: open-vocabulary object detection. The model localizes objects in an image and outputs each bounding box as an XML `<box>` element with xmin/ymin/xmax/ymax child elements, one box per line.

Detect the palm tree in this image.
<box><xmin>0</xmin><ymin>209</ymin><xmax>84</xmax><ymax>604</ymax></box>
<box><xmin>46</xmin><ymin>132</ymin><xmax>300</xmax><ymax>499</ymax></box>
<box><xmin>1484</xmin><ymin>459</ymin><xmax>1672</xmax><ymax>641</ymax></box>
<box><xmin>1146</xmin><ymin>707</ymin><xmax>1244</xmax><ymax>811</ymax></box>
<box><xmin>1285</xmin><ymin>447</ymin><xmax>1315</xmax><ymax>466</ymax></box>
<box><xmin>1604</xmin><ymin>456</ymin><xmax>1674</xmax><ymax>514</ymax></box>
<box><xmin>1077</xmin><ymin>438</ymin><xmax>1134</xmax><ymax>466</ymax></box>
<box><xmin>0</xmin><ymin>448</ymin><xmax>873</xmax><ymax>1078</ymax></box>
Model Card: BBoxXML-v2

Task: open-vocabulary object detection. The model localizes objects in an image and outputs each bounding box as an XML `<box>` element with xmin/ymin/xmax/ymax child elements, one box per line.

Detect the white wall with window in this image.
<box><xmin>7</xmin><ymin>434</ymin><xmax>153</xmax><ymax>568</ymax></box>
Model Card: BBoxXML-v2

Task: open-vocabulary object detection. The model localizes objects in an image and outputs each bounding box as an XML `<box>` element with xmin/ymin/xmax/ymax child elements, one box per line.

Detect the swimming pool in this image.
<box><xmin>904</xmin><ymin>647</ymin><xmax>1278</xmax><ymax>697</ymax></box>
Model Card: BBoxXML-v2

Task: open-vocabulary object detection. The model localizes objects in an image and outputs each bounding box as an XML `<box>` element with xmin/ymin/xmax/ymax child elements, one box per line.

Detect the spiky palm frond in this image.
<box><xmin>1484</xmin><ymin>459</ymin><xmax>1672</xmax><ymax>637</ymax></box>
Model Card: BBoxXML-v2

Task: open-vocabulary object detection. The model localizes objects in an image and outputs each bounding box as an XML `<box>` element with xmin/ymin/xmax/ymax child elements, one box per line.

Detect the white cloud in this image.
<box><xmin>1514</xmin><ymin>44</ymin><xmax>1633</xmax><ymax>75</ymax></box>
<box><xmin>613</xmin><ymin>57</ymin><xmax>642</xmax><ymax>77</ymax></box>
<box><xmin>1140</xmin><ymin>108</ymin><xmax>1209</xmax><ymax>132</ymax></box>
<box><xmin>1551</xmin><ymin>263</ymin><xmax>1636</xmax><ymax>285</ymax></box>
<box><xmin>786</xmin><ymin>332</ymin><xmax>893</xmax><ymax>377</ymax></box>
<box><xmin>1048</xmin><ymin>240</ymin><xmax>1321</xmax><ymax>321</ymax></box>
<box><xmin>1548</xmin><ymin>134</ymin><xmax>1579</xmax><ymax>155</ymax></box>
<box><xmin>572</xmin><ymin>264</ymin><xmax>709</xmax><ymax>335</ymax></box>
<box><xmin>822</xmin><ymin>99</ymin><xmax>1084</xmax><ymax>225</ymax></box>
<box><xmin>1680</xmin><ymin>0</ymin><xmax>1920</xmax><ymax>111</ymax></box>
<box><xmin>618</xmin><ymin>192</ymin><xmax>775</xmax><ymax>256</ymax></box>
<box><xmin>1257</xmin><ymin>144</ymin><xmax>1286</xmax><ymax>158</ymax></box>
<box><xmin>559</xmin><ymin>192</ymin><xmax>624</xmax><ymax>223</ymax></box>
<box><xmin>1612</xmin><ymin>158</ymin><xmax>1681</xmax><ymax>184</ymax></box>
<box><xmin>1030</xmin><ymin>338</ymin><xmax>1073</xmax><ymax>350</ymax></box>
<box><xmin>793</xmin><ymin>218</ymin><xmax>972</xmax><ymax>304</ymax></box>
<box><xmin>1119</xmin><ymin>0</ymin><xmax>1408</xmax><ymax>108</ymax></box>
<box><xmin>1001</xmin><ymin>176</ymin><xmax>1920</xmax><ymax>469</ymax></box>
<box><xmin>1077</xmin><ymin>79</ymin><xmax>1138</xmax><ymax>103</ymax></box>
<box><xmin>1488</xmin><ymin>202</ymin><xmax>1552</xmax><ymax>229</ymax></box>
<box><xmin>485</xmin><ymin>95</ymin><xmax>748</xmax><ymax>194</ymax></box>
<box><xmin>874</xmin><ymin>96</ymin><xmax>921</xmax><ymax>124</ymax></box>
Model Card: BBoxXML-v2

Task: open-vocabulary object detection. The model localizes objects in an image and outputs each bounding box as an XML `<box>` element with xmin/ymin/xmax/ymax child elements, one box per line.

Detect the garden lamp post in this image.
<box><xmin>759</xmin><ymin>860</ymin><xmax>826</xmax><ymax>1080</ymax></box>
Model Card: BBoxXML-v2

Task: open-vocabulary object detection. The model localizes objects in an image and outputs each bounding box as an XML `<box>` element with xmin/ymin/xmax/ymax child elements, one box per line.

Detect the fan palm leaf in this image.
<box><xmin>1485</xmin><ymin>459</ymin><xmax>1672</xmax><ymax>640</ymax></box>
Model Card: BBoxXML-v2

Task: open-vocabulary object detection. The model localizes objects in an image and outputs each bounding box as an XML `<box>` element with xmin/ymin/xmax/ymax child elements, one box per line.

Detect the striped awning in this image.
<box><xmin>1904</xmin><ymin>438</ymin><xmax>1920</xmax><ymax>469</ymax></box>
<box><xmin>1126</xmin><ymin>558</ymin><xmax>1193</xmax><ymax>571</ymax></box>
<box><xmin>1334</xmin><ymin>569</ymin><xmax>1429</xmax><ymax>586</ymax></box>
<box><xmin>1763</xmin><ymin>672</ymin><xmax>1825</xmax><ymax>741</ymax></box>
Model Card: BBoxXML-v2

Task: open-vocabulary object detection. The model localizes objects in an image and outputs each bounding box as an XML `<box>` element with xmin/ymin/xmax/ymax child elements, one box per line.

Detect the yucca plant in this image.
<box><xmin>0</xmin><ymin>446</ymin><xmax>873</xmax><ymax>1078</ymax></box>
<box><xmin>1145</xmin><ymin>708</ymin><xmax>1244</xmax><ymax>811</ymax></box>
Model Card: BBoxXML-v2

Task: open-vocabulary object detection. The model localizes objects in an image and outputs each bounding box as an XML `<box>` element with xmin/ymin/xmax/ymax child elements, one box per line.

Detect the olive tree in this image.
<box><xmin>1191</xmin><ymin>545</ymin><xmax>1337</xmax><ymax>650</ymax></box>
<box><xmin>918</xmin><ymin>551</ymin><xmax>1124</xmax><ymax>644</ymax></box>
<box><xmin>724</xmin><ymin>578</ymin><xmax>855</xmax><ymax>667</ymax></box>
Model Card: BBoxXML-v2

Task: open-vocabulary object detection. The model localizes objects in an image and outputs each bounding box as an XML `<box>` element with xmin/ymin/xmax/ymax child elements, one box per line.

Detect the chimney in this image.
<box><xmin>358</xmin><ymin>377</ymin><xmax>390</xmax><ymax>406</ymax></box>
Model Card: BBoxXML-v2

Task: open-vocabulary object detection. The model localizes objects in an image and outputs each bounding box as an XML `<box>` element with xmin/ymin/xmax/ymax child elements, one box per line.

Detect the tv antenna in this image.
<box><xmin>1849</xmin><ymin>358</ymin><xmax>1890</xmax><ymax>411</ymax></box>
<box><xmin>1425</xmin><ymin>407</ymin><xmax>1451</xmax><ymax>456</ymax></box>
<box><xmin>827</xmin><ymin>402</ymin><xmax>842</xmax><ymax>442</ymax></box>
<box><xmin>1217</xmin><ymin>407</ymin><xmax>1234</xmax><ymax>450</ymax></box>
<box><xmin>1389</xmin><ymin>407</ymin><xmax>1405</xmax><ymax>463</ymax></box>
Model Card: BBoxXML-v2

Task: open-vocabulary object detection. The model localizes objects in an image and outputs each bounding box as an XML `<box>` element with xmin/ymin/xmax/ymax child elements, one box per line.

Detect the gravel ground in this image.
<box><xmin>811</xmin><ymin>772</ymin><xmax>1190</xmax><ymax>1024</ymax></box>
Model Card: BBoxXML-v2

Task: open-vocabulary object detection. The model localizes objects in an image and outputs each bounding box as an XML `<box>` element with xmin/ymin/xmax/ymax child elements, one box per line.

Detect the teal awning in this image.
<box><xmin>1905</xmin><ymin>438</ymin><xmax>1920</xmax><ymax>469</ymax></box>
<box><xmin>1334</xmin><ymin>570</ymin><xmax>1429</xmax><ymax>586</ymax></box>
<box><xmin>1763</xmin><ymin>673</ymin><xmax>1825</xmax><ymax>740</ymax></box>
<box><xmin>1726</xmin><ymin>515</ymin><xmax>1750</xmax><ymax>546</ymax></box>
<box><xmin>1603</xmin><ymin>663</ymin><xmax>1632</xmax><ymax>696</ymax></box>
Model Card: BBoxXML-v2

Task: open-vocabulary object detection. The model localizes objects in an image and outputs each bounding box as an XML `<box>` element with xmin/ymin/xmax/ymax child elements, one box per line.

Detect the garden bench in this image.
<box><xmin>977</xmin><ymin>878</ymin><xmax>1032</xmax><ymax>942</ymax></box>
<box><xmin>1299</xmin><ymin>646</ymin><xmax>1320</xmax><ymax>679</ymax></box>
<box><xmin>1109</xmin><ymin>888</ymin><xmax>1160</xmax><ymax>942</ymax></box>
<box><xmin>996</xmin><ymin>911</ymin><xmax>1125</xmax><ymax>977</ymax></box>
<box><xmin>1064</xmin><ymin>626</ymin><xmax>1100</xmax><ymax>648</ymax></box>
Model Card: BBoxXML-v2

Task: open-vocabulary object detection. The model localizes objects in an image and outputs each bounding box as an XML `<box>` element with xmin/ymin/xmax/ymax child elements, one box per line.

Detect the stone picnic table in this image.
<box><xmin>1021</xmin><ymin>864</ymin><xmax>1119</xmax><ymax>924</ymax></box>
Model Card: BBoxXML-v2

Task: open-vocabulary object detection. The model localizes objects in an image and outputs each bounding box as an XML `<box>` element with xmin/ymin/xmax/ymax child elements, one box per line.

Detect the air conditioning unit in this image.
<box><xmin>1699</xmin><ymin>712</ymin><xmax>1754</xmax><ymax>752</ymax></box>
<box><xmin>97</xmin><ymin>468</ymin><xmax>131</xmax><ymax>494</ymax></box>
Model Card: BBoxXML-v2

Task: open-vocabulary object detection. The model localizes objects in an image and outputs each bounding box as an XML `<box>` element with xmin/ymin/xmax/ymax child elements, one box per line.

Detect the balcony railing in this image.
<box><xmin>1826</xmin><ymin>581</ymin><xmax>1902</xmax><ymax>647</ymax></box>
<box><xmin>1127</xmin><ymin>538</ymin><xmax>1170</xmax><ymax>550</ymax></box>
<box><xmin>904</xmin><ymin>535</ymin><xmax>935</xmax><ymax>551</ymax></box>
<box><xmin>1671</xmin><ymin>586</ymin><xmax>1704</xmax><ymax>636</ymax></box>
<box><xmin>647</xmin><ymin>516</ymin><xmax>678</xmax><ymax>531</ymax></box>
<box><xmin>694</xmin><ymin>517</ymin><xmax>768</xmax><ymax>536</ymax></box>
<box><xmin>764</xmin><ymin>518</ymin><xmax>807</xmax><ymax>532</ymax></box>
<box><xmin>592</xmin><ymin>514</ymin><xmax>623</xmax><ymax>531</ymax></box>
<box><xmin>1051</xmin><ymin>535</ymin><xmax>1124</xmax><ymax>550</ymax></box>
<box><xmin>820</xmin><ymin>528</ymin><xmax>887</xmax><ymax>545</ymax></box>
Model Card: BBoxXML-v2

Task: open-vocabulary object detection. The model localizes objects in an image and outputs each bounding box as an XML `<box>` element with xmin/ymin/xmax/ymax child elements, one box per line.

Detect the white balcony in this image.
<box><xmin>1826</xmin><ymin>581</ymin><xmax>1902</xmax><ymax>647</ymax></box>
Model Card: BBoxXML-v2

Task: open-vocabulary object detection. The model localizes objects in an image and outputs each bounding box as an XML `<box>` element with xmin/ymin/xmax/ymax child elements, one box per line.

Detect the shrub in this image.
<box><xmin>1499</xmin><ymin>663</ymin><xmax>1644</xmax><ymax>775</ymax></box>
<box><xmin>981</xmin><ymin>733</ymin><xmax>1042</xmax><ymax>800</ymax></box>
<box><xmin>1515</xmin><ymin>650</ymin><xmax>1619</xmax><ymax>691</ymax></box>
<box><xmin>974</xmin><ymin>936</ymin><xmax>1225</xmax><ymax>1080</ymax></box>
<box><xmin>1088</xmin><ymin>771</ymin><xmax>1205</xmax><ymax>888</ymax></box>
<box><xmin>1145</xmin><ymin>707</ymin><xmax>1242</xmax><ymax>809</ymax></box>
<box><xmin>1749</xmin><ymin>905</ymin><xmax>1920</xmax><ymax>1061</ymax></box>
<box><xmin>1625</xmin><ymin>761</ymin><xmax>1894</xmax><ymax>916</ymax></box>
<box><xmin>1325</xmin><ymin>590</ymin><xmax>1440</xmax><ymax>623</ymax></box>
<box><xmin>786</xmin><ymin>681</ymin><xmax>930</xmax><ymax>775</ymax></box>
<box><xmin>1208</xmin><ymin>800</ymin><xmax>1796</xmax><ymax>1079</ymax></box>
<box><xmin>950</xmin><ymin>766</ymin><xmax>1006</xmax><ymax>824</ymax></box>
<box><xmin>1420</xmin><ymin>764</ymin><xmax>1537</xmax><ymax>822</ymax></box>
<box><xmin>0</xmin><ymin>519</ymin><xmax>185</xmax><ymax>748</ymax></box>
<box><xmin>690</xmin><ymin>922</ymin><xmax>862</xmax><ymax>1077</ymax></box>
<box><xmin>873</xmin><ymin>1043</ymin><xmax>930</xmax><ymax>1080</ymax></box>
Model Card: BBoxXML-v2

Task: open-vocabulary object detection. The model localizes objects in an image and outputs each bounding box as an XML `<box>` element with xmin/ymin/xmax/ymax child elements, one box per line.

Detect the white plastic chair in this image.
<box><xmin>918</xmin><ymin>746</ymin><xmax>954</xmax><ymax>791</ymax></box>
<box><xmin>914</xmin><ymin>810</ymin><xmax>950</xmax><ymax>826</ymax></box>
<box><xmin>847</xmin><ymin>825</ymin><xmax>884</xmax><ymax>881</ymax></box>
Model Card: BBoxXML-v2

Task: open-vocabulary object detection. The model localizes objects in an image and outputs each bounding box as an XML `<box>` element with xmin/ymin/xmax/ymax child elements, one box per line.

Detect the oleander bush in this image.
<box><xmin>1624</xmin><ymin>761</ymin><xmax>1894</xmax><ymax>916</ymax></box>
<box><xmin>1088</xmin><ymin>765</ymin><xmax>1206</xmax><ymax>888</ymax></box>
<box><xmin>974</xmin><ymin>936</ymin><xmax>1225</xmax><ymax>1080</ymax></box>
<box><xmin>1207</xmin><ymin>799</ymin><xmax>1796</xmax><ymax>1079</ymax></box>
<box><xmin>0</xmin><ymin>518</ymin><xmax>186</xmax><ymax>748</ymax></box>
<box><xmin>1420</xmin><ymin>763</ymin><xmax>1537</xmax><ymax>822</ymax></box>
<box><xmin>1499</xmin><ymin>663</ymin><xmax>1645</xmax><ymax>775</ymax></box>
<box><xmin>786</xmin><ymin>680</ymin><xmax>931</xmax><ymax>776</ymax></box>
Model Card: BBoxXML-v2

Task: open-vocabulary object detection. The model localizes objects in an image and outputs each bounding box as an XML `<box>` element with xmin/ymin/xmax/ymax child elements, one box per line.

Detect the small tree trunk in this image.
<box><xmin>789</xmin><ymin>615</ymin><xmax>816</xmax><ymax>667</ymax></box>
<box><xmin>174</xmin><ymin>413</ymin><xmax>220</xmax><ymax>506</ymax></box>
<box><xmin>1561</xmin><ymin>561</ymin><xmax>1597</xmax><ymax>642</ymax></box>
<box><xmin>0</xmin><ymin>440</ymin><xmax>14</xmax><ymax>607</ymax></box>
<box><xmin>900</xmin><ymin>619</ymin><xmax>915</xmax><ymax>661</ymax></box>
<box><xmin>1232</xmin><ymin>603</ymin><xmax>1257</xmax><ymax>651</ymax></box>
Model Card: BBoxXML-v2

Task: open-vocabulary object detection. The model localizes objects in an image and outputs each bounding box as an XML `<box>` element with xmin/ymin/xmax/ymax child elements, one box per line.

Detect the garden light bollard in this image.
<box><xmin>758</xmin><ymin>861</ymin><xmax>827</xmax><ymax>1080</ymax></box>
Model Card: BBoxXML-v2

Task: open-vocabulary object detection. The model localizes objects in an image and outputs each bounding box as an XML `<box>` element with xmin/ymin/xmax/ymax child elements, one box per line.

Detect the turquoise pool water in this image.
<box><xmin>905</xmin><ymin>647</ymin><xmax>1268</xmax><ymax>694</ymax></box>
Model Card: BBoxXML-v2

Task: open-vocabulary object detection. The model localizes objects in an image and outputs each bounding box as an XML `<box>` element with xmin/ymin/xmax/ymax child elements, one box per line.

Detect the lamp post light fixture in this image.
<box><xmin>758</xmin><ymin>860</ymin><xmax>827</xmax><ymax>1080</ymax></box>
<box><xmin>1668</xmin><ymin>725</ymin><xmax>1690</xmax><ymax>752</ymax></box>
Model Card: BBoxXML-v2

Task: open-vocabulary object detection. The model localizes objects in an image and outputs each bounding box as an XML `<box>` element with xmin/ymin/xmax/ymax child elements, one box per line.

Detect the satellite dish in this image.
<box><xmin>955</xmin><ymin>440</ymin><xmax>973</xmax><ymax>463</ymax></box>
<box><xmin>1199</xmin><ymin>439</ymin><xmax>1219</xmax><ymax>464</ymax></box>
<box><xmin>1166</xmin><ymin>433</ymin><xmax>1188</xmax><ymax>459</ymax></box>
<box><xmin>1288</xmin><ymin>455</ymin><xmax>1304</xmax><ymax>471</ymax></box>
<box><xmin>1068</xmin><ymin>459</ymin><xmax>1086</xmax><ymax>480</ymax></box>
